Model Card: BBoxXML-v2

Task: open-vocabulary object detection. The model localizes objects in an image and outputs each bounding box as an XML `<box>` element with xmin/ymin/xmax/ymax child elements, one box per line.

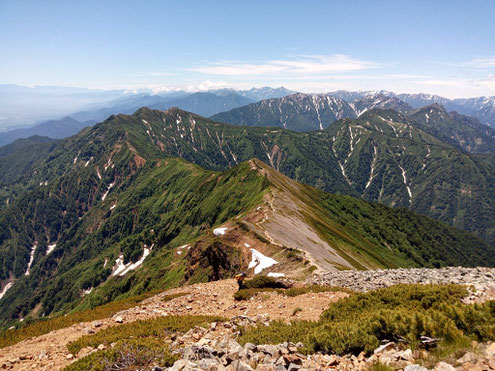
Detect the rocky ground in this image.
<box><xmin>0</xmin><ymin>279</ymin><xmax>346</xmax><ymax>371</ymax></box>
<box><xmin>308</xmin><ymin>267</ymin><xmax>495</xmax><ymax>303</ymax></box>
<box><xmin>1</xmin><ymin>268</ymin><xmax>495</xmax><ymax>370</ymax></box>
<box><xmin>166</xmin><ymin>316</ymin><xmax>495</xmax><ymax>371</ymax></box>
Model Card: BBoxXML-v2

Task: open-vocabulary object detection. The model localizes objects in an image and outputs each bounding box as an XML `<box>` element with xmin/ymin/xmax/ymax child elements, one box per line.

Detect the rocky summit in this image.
<box><xmin>309</xmin><ymin>267</ymin><xmax>495</xmax><ymax>302</ymax></box>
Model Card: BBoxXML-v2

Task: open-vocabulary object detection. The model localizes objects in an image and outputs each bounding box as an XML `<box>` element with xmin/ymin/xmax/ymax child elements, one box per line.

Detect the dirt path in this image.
<box><xmin>0</xmin><ymin>279</ymin><xmax>348</xmax><ymax>370</ymax></box>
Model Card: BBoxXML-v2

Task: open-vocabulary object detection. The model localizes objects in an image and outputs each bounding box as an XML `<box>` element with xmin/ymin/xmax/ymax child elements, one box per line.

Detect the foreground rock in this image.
<box><xmin>309</xmin><ymin>267</ymin><xmax>495</xmax><ymax>303</ymax></box>
<box><xmin>165</xmin><ymin>315</ymin><xmax>495</xmax><ymax>370</ymax></box>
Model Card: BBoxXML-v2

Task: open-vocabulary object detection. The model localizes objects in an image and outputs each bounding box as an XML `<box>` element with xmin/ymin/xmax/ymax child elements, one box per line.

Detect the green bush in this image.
<box><xmin>243</xmin><ymin>275</ymin><xmax>288</xmax><ymax>289</ymax></box>
<box><xmin>238</xmin><ymin>284</ymin><xmax>495</xmax><ymax>355</ymax></box>
<box><xmin>0</xmin><ymin>290</ymin><xmax>161</xmax><ymax>349</ymax></box>
<box><xmin>234</xmin><ymin>288</ymin><xmax>273</xmax><ymax>301</ymax></box>
<box><xmin>67</xmin><ymin>315</ymin><xmax>226</xmax><ymax>355</ymax></box>
<box><xmin>234</xmin><ymin>284</ymin><xmax>349</xmax><ymax>301</ymax></box>
<box><xmin>63</xmin><ymin>338</ymin><xmax>178</xmax><ymax>371</ymax></box>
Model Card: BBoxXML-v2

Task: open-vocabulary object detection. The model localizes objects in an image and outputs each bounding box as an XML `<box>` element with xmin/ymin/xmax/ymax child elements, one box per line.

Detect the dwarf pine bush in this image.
<box><xmin>67</xmin><ymin>315</ymin><xmax>225</xmax><ymax>355</ymax></box>
<box><xmin>64</xmin><ymin>338</ymin><xmax>178</xmax><ymax>371</ymax></box>
<box><xmin>238</xmin><ymin>284</ymin><xmax>495</xmax><ymax>355</ymax></box>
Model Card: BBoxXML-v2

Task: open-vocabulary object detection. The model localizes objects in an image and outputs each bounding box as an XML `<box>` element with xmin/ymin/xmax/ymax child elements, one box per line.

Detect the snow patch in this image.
<box><xmin>101</xmin><ymin>182</ymin><xmax>115</xmax><ymax>201</ymax></box>
<box><xmin>110</xmin><ymin>204</ymin><xmax>117</xmax><ymax>210</ymax></box>
<box><xmin>103</xmin><ymin>258</ymin><xmax>108</xmax><ymax>268</ymax></box>
<box><xmin>0</xmin><ymin>283</ymin><xmax>13</xmax><ymax>300</ymax></box>
<box><xmin>244</xmin><ymin>243</ymin><xmax>250</xmax><ymax>248</ymax></box>
<box><xmin>365</xmin><ymin>146</ymin><xmax>378</xmax><ymax>190</ymax></box>
<box><xmin>46</xmin><ymin>243</ymin><xmax>56</xmax><ymax>255</ymax></box>
<box><xmin>267</xmin><ymin>272</ymin><xmax>285</xmax><ymax>278</ymax></box>
<box><xmin>83</xmin><ymin>287</ymin><xmax>93</xmax><ymax>296</ymax></box>
<box><xmin>213</xmin><ymin>227</ymin><xmax>228</xmax><ymax>236</ymax></box>
<box><xmin>25</xmin><ymin>243</ymin><xmax>38</xmax><ymax>276</ymax></box>
<box><xmin>112</xmin><ymin>245</ymin><xmax>153</xmax><ymax>277</ymax></box>
<box><xmin>248</xmin><ymin>248</ymin><xmax>277</xmax><ymax>274</ymax></box>
<box><xmin>398</xmin><ymin>164</ymin><xmax>412</xmax><ymax>203</ymax></box>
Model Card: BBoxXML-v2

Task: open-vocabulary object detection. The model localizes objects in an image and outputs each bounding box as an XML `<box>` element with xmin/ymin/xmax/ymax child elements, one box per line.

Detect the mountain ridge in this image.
<box><xmin>0</xmin><ymin>107</ymin><xmax>494</xmax><ymax>325</ymax></box>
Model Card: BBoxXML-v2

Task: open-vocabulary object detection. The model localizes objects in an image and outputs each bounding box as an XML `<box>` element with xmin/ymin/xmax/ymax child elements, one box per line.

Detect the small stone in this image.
<box><xmin>66</xmin><ymin>354</ymin><xmax>74</xmax><ymax>360</ymax></box>
<box><xmin>226</xmin><ymin>360</ymin><xmax>254</xmax><ymax>371</ymax></box>
<box><xmin>288</xmin><ymin>346</ymin><xmax>298</xmax><ymax>353</ymax></box>
<box><xmin>373</xmin><ymin>342</ymin><xmax>395</xmax><ymax>354</ymax></box>
<box><xmin>97</xmin><ymin>344</ymin><xmax>106</xmax><ymax>351</ymax></box>
<box><xmin>77</xmin><ymin>346</ymin><xmax>94</xmax><ymax>359</ymax></box>
<box><xmin>457</xmin><ymin>352</ymin><xmax>478</xmax><ymax>364</ymax></box>
<box><xmin>38</xmin><ymin>350</ymin><xmax>47</xmax><ymax>360</ymax></box>
<box><xmin>485</xmin><ymin>342</ymin><xmax>495</xmax><ymax>357</ymax></box>
<box><xmin>435</xmin><ymin>361</ymin><xmax>456</xmax><ymax>371</ymax></box>
<box><xmin>283</xmin><ymin>354</ymin><xmax>303</xmax><ymax>366</ymax></box>
<box><xmin>92</xmin><ymin>321</ymin><xmax>103</xmax><ymax>328</ymax></box>
<box><xmin>114</xmin><ymin>316</ymin><xmax>123</xmax><ymax>323</ymax></box>
<box><xmin>404</xmin><ymin>365</ymin><xmax>428</xmax><ymax>371</ymax></box>
<box><xmin>82</xmin><ymin>327</ymin><xmax>95</xmax><ymax>335</ymax></box>
<box><xmin>398</xmin><ymin>348</ymin><xmax>414</xmax><ymax>361</ymax></box>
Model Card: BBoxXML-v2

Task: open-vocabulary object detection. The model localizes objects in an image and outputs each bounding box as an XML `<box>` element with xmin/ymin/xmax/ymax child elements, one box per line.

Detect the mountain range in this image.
<box><xmin>0</xmin><ymin>106</ymin><xmax>494</xmax><ymax>326</ymax></box>
<box><xmin>213</xmin><ymin>93</ymin><xmax>495</xmax><ymax>154</ymax></box>
<box><xmin>0</xmin><ymin>117</ymin><xmax>95</xmax><ymax>147</ymax></box>
<box><xmin>330</xmin><ymin>90</ymin><xmax>495</xmax><ymax>128</ymax></box>
<box><xmin>0</xmin><ymin>88</ymin><xmax>294</xmax><ymax>147</ymax></box>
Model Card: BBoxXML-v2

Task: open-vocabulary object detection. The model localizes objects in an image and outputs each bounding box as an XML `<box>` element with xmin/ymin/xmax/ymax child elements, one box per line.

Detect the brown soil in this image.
<box><xmin>0</xmin><ymin>279</ymin><xmax>348</xmax><ymax>370</ymax></box>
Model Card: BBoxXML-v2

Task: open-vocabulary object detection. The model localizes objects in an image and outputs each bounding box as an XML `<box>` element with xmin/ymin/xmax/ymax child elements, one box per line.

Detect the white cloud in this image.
<box><xmin>189</xmin><ymin>54</ymin><xmax>379</xmax><ymax>76</ymax></box>
<box><xmin>412</xmin><ymin>78</ymin><xmax>468</xmax><ymax>87</ymax></box>
<box><xmin>465</xmin><ymin>57</ymin><xmax>495</xmax><ymax>68</ymax></box>
<box><xmin>478</xmin><ymin>74</ymin><xmax>495</xmax><ymax>91</ymax></box>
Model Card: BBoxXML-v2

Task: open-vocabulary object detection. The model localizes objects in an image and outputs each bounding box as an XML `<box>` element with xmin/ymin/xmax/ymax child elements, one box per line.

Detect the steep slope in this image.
<box><xmin>408</xmin><ymin>105</ymin><xmax>495</xmax><ymax>154</ymax></box>
<box><xmin>211</xmin><ymin>93</ymin><xmax>357</xmax><ymax>131</ymax></box>
<box><xmin>350</xmin><ymin>93</ymin><xmax>413</xmax><ymax>115</ymax></box>
<box><xmin>330</xmin><ymin>90</ymin><xmax>495</xmax><ymax>128</ymax></box>
<box><xmin>0</xmin><ymin>117</ymin><xmax>95</xmax><ymax>147</ymax></box>
<box><xmin>0</xmin><ymin>109</ymin><xmax>494</xmax><ymax>326</ymax></box>
<box><xmin>0</xmin><ymin>154</ymin><xmax>493</xmax><ymax>326</ymax></box>
<box><xmin>1</xmin><ymin>107</ymin><xmax>494</xmax><ymax>245</ymax></box>
<box><xmin>0</xmin><ymin>136</ymin><xmax>59</xmax><ymax>211</ymax></box>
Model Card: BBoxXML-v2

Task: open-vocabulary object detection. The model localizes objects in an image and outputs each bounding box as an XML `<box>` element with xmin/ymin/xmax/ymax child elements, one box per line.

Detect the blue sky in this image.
<box><xmin>1</xmin><ymin>0</ymin><xmax>494</xmax><ymax>97</ymax></box>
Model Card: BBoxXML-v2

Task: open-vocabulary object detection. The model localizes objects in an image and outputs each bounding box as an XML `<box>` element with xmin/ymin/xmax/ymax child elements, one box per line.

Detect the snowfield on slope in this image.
<box><xmin>248</xmin><ymin>248</ymin><xmax>277</xmax><ymax>274</ymax></box>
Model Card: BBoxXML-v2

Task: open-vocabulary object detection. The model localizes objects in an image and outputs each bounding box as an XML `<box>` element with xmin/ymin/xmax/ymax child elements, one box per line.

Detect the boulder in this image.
<box><xmin>456</xmin><ymin>352</ymin><xmax>478</xmax><ymax>364</ymax></box>
<box><xmin>226</xmin><ymin>360</ymin><xmax>254</xmax><ymax>371</ymax></box>
<box><xmin>404</xmin><ymin>365</ymin><xmax>428</xmax><ymax>371</ymax></box>
<box><xmin>435</xmin><ymin>361</ymin><xmax>456</xmax><ymax>371</ymax></box>
<box><xmin>82</xmin><ymin>327</ymin><xmax>95</xmax><ymax>335</ymax></box>
<box><xmin>485</xmin><ymin>342</ymin><xmax>495</xmax><ymax>357</ymax></box>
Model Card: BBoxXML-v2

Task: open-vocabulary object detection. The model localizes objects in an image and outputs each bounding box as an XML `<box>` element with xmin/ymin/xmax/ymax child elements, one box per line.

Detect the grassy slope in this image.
<box><xmin>2</xmin><ymin>107</ymin><xmax>494</xmax><ymax>244</ymax></box>
<box><xmin>0</xmin><ymin>107</ymin><xmax>494</xmax><ymax>326</ymax></box>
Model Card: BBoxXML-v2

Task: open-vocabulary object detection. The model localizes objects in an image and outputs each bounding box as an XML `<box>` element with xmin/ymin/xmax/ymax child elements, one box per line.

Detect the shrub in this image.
<box><xmin>0</xmin><ymin>290</ymin><xmax>162</xmax><ymax>349</ymax></box>
<box><xmin>234</xmin><ymin>284</ymin><xmax>349</xmax><ymax>301</ymax></box>
<box><xmin>238</xmin><ymin>284</ymin><xmax>495</xmax><ymax>355</ymax></box>
<box><xmin>67</xmin><ymin>315</ymin><xmax>226</xmax><ymax>355</ymax></box>
<box><xmin>63</xmin><ymin>338</ymin><xmax>178</xmax><ymax>371</ymax></box>
<box><xmin>243</xmin><ymin>275</ymin><xmax>288</xmax><ymax>289</ymax></box>
<box><xmin>234</xmin><ymin>288</ymin><xmax>273</xmax><ymax>301</ymax></box>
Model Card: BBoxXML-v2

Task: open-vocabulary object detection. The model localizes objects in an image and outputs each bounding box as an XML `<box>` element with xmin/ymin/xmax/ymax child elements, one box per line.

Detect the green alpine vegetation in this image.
<box><xmin>1</xmin><ymin>106</ymin><xmax>494</xmax><ymax>245</ymax></box>
<box><xmin>238</xmin><ymin>284</ymin><xmax>495</xmax><ymax>355</ymax></box>
<box><xmin>0</xmin><ymin>106</ymin><xmax>494</xmax><ymax>328</ymax></box>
